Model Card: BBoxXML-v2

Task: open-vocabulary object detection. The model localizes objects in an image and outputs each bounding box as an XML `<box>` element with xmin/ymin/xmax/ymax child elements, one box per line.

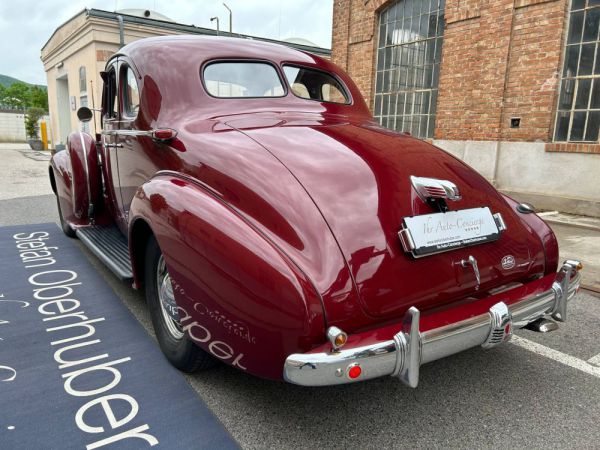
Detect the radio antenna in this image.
<box><xmin>90</xmin><ymin>79</ymin><xmax>99</xmax><ymax>136</ymax></box>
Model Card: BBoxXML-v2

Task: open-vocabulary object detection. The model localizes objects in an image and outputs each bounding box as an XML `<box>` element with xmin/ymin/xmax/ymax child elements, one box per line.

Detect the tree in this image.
<box><xmin>25</xmin><ymin>107</ymin><xmax>46</xmax><ymax>139</ymax></box>
<box><xmin>0</xmin><ymin>82</ymin><xmax>48</xmax><ymax>112</ymax></box>
<box><xmin>3</xmin><ymin>82</ymin><xmax>30</xmax><ymax>109</ymax></box>
<box><xmin>29</xmin><ymin>86</ymin><xmax>48</xmax><ymax>111</ymax></box>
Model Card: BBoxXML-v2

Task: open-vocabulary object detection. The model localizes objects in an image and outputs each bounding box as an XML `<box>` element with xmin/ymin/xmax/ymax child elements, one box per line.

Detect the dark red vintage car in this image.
<box><xmin>49</xmin><ymin>36</ymin><xmax>582</xmax><ymax>387</ymax></box>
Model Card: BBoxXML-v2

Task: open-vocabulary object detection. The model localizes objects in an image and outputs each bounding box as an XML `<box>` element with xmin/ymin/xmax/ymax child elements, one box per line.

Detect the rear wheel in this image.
<box><xmin>56</xmin><ymin>195</ymin><xmax>76</xmax><ymax>238</ymax></box>
<box><xmin>145</xmin><ymin>236</ymin><xmax>216</xmax><ymax>372</ymax></box>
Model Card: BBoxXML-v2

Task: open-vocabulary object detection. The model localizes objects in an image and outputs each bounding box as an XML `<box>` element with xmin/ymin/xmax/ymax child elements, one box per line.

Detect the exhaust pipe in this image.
<box><xmin>525</xmin><ymin>318</ymin><xmax>559</xmax><ymax>333</ymax></box>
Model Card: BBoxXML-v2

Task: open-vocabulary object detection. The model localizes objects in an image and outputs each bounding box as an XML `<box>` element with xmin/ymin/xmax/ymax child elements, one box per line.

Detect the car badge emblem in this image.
<box><xmin>410</xmin><ymin>176</ymin><xmax>461</xmax><ymax>202</ymax></box>
<box><xmin>461</xmin><ymin>255</ymin><xmax>480</xmax><ymax>289</ymax></box>
<box><xmin>501</xmin><ymin>255</ymin><xmax>516</xmax><ymax>270</ymax></box>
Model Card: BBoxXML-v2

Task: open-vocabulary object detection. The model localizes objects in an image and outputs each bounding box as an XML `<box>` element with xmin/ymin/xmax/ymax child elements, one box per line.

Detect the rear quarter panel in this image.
<box><xmin>128</xmin><ymin>174</ymin><xmax>326</xmax><ymax>380</ymax></box>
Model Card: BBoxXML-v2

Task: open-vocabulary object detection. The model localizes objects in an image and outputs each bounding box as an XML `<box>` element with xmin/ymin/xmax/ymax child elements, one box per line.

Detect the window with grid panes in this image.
<box><xmin>555</xmin><ymin>0</ymin><xmax>600</xmax><ymax>142</ymax></box>
<box><xmin>373</xmin><ymin>0</ymin><xmax>445</xmax><ymax>139</ymax></box>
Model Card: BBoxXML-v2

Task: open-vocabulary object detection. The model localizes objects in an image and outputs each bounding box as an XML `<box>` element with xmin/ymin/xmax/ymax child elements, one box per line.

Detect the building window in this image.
<box><xmin>374</xmin><ymin>0</ymin><xmax>445</xmax><ymax>139</ymax></box>
<box><xmin>555</xmin><ymin>0</ymin><xmax>600</xmax><ymax>142</ymax></box>
<box><xmin>79</xmin><ymin>66</ymin><xmax>87</xmax><ymax>93</ymax></box>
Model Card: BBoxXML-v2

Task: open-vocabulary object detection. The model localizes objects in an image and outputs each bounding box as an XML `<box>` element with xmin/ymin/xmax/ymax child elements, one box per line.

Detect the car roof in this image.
<box><xmin>108</xmin><ymin>35</ymin><xmax>371</xmax><ymax>121</ymax></box>
<box><xmin>117</xmin><ymin>35</ymin><xmax>323</xmax><ymax>66</ymax></box>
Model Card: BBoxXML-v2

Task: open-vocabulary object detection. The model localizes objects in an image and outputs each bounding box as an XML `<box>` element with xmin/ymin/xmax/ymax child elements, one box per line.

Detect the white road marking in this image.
<box><xmin>510</xmin><ymin>335</ymin><xmax>600</xmax><ymax>379</ymax></box>
<box><xmin>588</xmin><ymin>353</ymin><xmax>600</xmax><ymax>367</ymax></box>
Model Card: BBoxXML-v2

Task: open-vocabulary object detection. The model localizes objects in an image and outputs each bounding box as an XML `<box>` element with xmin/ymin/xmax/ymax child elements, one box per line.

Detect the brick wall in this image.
<box><xmin>332</xmin><ymin>0</ymin><xmax>571</xmax><ymax>144</ymax></box>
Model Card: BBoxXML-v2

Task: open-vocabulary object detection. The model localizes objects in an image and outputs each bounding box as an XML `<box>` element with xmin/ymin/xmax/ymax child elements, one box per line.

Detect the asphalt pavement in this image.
<box><xmin>1</xmin><ymin>147</ymin><xmax>599</xmax><ymax>449</ymax></box>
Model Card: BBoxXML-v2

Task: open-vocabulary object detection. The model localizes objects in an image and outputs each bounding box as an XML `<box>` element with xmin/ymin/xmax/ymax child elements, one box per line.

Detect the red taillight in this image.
<box><xmin>348</xmin><ymin>364</ymin><xmax>362</xmax><ymax>379</ymax></box>
<box><xmin>152</xmin><ymin>128</ymin><xmax>177</xmax><ymax>140</ymax></box>
<box><xmin>505</xmin><ymin>324</ymin><xmax>511</xmax><ymax>335</ymax></box>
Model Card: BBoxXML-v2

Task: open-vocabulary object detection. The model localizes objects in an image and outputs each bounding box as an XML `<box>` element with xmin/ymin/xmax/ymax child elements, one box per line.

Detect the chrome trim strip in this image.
<box><xmin>283</xmin><ymin>261</ymin><xmax>581</xmax><ymax>387</ymax></box>
<box><xmin>78</xmin><ymin>132</ymin><xmax>92</xmax><ymax>217</ymax></box>
<box><xmin>102</xmin><ymin>129</ymin><xmax>151</xmax><ymax>137</ymax></box>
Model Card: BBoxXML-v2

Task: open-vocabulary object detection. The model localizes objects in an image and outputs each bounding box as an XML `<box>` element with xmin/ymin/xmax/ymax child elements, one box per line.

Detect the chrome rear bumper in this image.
<box><xmin>283</xmin><ymin>260</ymin><xmax>582</xmax><ymax>387</ymax></box>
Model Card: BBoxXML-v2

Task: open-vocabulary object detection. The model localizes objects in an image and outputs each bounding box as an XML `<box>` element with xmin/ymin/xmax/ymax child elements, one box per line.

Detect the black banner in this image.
<box><xmin>0</xmin><ymin>224</ymin><xmax>237</xmax><ymax>449</ymax></box>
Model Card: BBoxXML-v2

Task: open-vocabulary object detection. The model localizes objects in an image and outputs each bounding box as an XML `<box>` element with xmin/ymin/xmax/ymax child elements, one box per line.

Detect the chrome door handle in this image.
<box><xmin>101</xmin><ymin>128</ymin><xmax>178</xmax><ymax>142</ymax></box>
<box><xmin>104</xmin><ymin>143</ymin><xmax>123</xmax><ymax>148</ymax></box>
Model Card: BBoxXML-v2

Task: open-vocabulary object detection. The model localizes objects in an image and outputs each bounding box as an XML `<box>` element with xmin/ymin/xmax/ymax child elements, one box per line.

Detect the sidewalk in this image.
<box><xmin>0</xmin><ymin>142</ymin><xmax>30</xmax><ymax>150</ymax></box>
<box><xmin>542</xmin><ymin>212</ymin><xmax>600</xmax><ymax>292</ymax></box>
<box><xmin>0</xmin><ymin>146</ymin><xmax>52</xmax><ymax>201</ymax></box>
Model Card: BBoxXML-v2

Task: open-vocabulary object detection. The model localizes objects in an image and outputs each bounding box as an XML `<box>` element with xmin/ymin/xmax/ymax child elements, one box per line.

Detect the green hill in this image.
<box><xmin>0</xmin><ymin>74</ymin><xmax>46</xmax><ymax>90</ymax></box>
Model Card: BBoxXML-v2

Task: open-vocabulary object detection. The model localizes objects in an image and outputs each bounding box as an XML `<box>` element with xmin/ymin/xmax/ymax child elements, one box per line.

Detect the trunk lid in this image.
<box><xmin>228</xmin><ymin>114</ymin><xmax>545</xmax><ymax>319</ymax></box>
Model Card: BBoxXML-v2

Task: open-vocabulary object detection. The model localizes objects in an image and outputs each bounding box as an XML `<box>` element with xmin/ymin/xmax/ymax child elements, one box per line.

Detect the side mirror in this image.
<box><xmin>77</xmin><ymin>106</ymin><xmax>93</xmax><ymax>123</ymax></box>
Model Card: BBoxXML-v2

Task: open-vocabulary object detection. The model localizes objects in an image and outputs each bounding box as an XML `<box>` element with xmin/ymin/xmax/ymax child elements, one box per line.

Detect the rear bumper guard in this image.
<box><xmin>283</xmin><ymin>260</ymin><xmax>582</xmax><ymax>387</ymax></box>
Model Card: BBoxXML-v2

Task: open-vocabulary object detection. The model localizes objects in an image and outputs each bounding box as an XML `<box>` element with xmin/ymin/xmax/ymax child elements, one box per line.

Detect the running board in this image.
<box><xmin>76</xmin><ymin>226</ymin><xmax>133</xmax><ymax>280</ymax></box>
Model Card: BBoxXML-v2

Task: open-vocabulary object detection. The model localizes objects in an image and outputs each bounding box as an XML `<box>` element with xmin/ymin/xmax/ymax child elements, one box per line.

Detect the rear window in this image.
<box><xmin>203</xmin><ymin>62</ymin><xmax>285</xmax><ymax>98</ymax></box>
<box><xmin>283</xmin><ymin>65</ymin><xmax>350</xmax><ymax>104</ymax></box>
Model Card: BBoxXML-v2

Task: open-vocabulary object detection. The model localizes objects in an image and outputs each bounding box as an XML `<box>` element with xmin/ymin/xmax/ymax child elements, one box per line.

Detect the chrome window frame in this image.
<box><xmin>120</xmin><ymin>64</ymin><xmax>141</xmax><ymax>120</ymax></box>
<box><xmin>201</xmin><ymin>59</ymin><xmax>287</xmax><ymax>99</ymax></box>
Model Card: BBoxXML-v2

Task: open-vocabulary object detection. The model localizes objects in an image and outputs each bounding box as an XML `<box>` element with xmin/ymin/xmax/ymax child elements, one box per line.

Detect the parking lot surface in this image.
<box><xmin>1</xmin><ymin>147</ymin><xmax>598</xmax><ymax>449</ymax></box>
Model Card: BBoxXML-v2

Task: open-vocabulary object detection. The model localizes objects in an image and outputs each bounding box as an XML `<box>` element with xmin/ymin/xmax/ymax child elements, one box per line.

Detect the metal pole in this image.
<box><xmin>41</xmin><ymin>121</ymin><xmax>48</xmax><ymax>150</ymax></box>
<box><xmin>223</xmin><ymin>3</ymin><xmax>232</xmax><ymax>33</ymax></box>
<box><xmin>210</xmin><ymin>17</ymin><xmax>220</xmax><ymax>36</ymax></box>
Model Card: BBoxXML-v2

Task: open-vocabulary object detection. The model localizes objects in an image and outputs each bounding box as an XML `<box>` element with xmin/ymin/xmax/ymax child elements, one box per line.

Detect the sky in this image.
<box><xmin>0</xmin><ymin>0</ymin><xmax>333</xmax><ymax>85</ymax></box>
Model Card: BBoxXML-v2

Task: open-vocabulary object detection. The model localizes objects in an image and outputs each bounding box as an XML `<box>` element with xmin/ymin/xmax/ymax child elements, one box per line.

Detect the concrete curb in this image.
<box><xmin>543</xmin><ymin>218</ymin><xmax>600</xmax><ymax>233</ymax></box>
<box><xmin>539</xmin><ymin>212</ymin><xmax>600</xmax><ymax>232</ymax></box>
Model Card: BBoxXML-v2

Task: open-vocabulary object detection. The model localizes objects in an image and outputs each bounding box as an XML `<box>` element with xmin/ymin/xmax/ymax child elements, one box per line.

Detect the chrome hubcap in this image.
<box><xmin>157</xmin><ymin>255</ymin><xmax>184</xmax><ymax>340</ymax></box>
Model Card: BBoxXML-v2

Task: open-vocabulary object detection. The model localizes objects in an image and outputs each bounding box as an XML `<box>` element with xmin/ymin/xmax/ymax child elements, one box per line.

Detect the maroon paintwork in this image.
<box><xmin>49</xmin><ymin>36</ymin><xmax>559</xmax><ymax>380</ymax></box>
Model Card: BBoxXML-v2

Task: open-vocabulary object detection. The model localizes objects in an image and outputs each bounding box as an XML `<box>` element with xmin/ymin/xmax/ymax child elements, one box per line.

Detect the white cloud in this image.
<box><xmin>0</xmin><ymin>0</ymin><xmax>333</xmax><ymax>85</ymax></box>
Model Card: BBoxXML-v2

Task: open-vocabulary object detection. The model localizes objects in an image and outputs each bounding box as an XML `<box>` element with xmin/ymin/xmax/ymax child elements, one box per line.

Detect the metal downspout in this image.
<box><xmin>493</xmin><ymin>1</ymin><xmax>517</xmax><ymax>187</ymax></box>
<box><xmin>117</xmin><ymin>15</ymin><xmax>125</xmax><ymax>48</ymax></box>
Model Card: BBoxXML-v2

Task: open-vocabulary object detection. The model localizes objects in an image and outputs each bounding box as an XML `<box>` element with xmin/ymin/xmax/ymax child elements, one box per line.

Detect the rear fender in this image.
<box><xmin>502</xmin><ymin>194</ymin><xmax>559</xmax><ymax>274</ymax></box>
<box><xmin>128</xmin><ymin>174</ymin><xmax>325</xmax><ymax>380</ymax></box>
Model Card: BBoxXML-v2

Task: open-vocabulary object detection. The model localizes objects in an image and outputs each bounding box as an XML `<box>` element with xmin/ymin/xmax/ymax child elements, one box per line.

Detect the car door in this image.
<box><xmin>99</xmin><ymin>61</ymin><xmax>128</xmax><ymax>233</ymax></box>
<box><xmin>115</xmin><ymin>61</ymin><xmax>161</xmax><ymax>218</ymax></box>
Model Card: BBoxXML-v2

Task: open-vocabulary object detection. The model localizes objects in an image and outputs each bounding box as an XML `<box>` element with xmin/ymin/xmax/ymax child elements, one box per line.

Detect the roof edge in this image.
<box><xmin>41</xmin><ymin>8</ymin><xmax>89</xmax><ymax>53</ymax></box>
<box><xmin>86</xmin><ymin>8</ymin><xmax>331</xmax><ymax>56</ymax></box>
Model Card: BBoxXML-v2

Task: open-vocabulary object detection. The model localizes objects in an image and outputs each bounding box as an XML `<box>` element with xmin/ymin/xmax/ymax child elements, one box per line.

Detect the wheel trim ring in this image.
<box><xmin>157</xmin><ymin>255</ymin><xmax>184</xmax><ymax>340</ymax></box>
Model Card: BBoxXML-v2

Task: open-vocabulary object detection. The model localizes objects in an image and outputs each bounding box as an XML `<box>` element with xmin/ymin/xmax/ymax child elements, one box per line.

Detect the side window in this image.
<box><xmin>203</xmin><ymin>62</ymin><xmax>285</xmax><ymax>98</ymax></box>
<box><xmin>283</xmin><ymin>65</ymin><xmax>350</xmax><ymax>104</ymax></box>
<box><xmin>101</xmin><ymin>67</ymin><xmax>118</xmax><ymax>120</ymax></box>
<box><xmin>122</xmin><ymin>66</ymin><xmax>140</xmax><ymax>117</ymax></box>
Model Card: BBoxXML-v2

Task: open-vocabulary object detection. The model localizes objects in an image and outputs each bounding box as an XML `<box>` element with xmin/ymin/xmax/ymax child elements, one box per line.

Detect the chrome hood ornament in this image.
<box><xmin>410</xmin><ymin>176</ymin><xmax>461</xmax><ymax>202</ymax></box>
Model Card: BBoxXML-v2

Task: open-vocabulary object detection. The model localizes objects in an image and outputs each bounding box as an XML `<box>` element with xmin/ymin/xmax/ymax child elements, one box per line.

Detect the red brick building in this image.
<box><xmin>332</xmin><ymin>0</ymin><xmax>600</xmax><ymax>216</ymax></box>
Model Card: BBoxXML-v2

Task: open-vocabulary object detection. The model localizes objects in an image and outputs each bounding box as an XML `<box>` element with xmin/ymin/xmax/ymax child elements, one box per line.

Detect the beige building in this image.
<box><xmin>41</xmin><ymin>8</ymin><xmax>330</xmax><ymax>146</ymax></box>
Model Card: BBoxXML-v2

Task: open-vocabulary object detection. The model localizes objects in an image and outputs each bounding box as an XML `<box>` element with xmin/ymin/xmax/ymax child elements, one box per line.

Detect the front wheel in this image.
<box><xmin>145</xmin><ymin>236</ymin><xmax>216</xmax><ymax>372</ymax></box>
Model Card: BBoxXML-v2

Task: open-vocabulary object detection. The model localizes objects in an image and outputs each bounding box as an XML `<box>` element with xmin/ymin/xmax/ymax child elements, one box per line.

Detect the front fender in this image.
<box><xmin>128</xmin><ymin>173</ymin><xmax>326</xmax><ymax>380</ymax></box>
<box><xmin>67</xmin><ymin>131</ymin><xmax>101</xmax><ymax>220</ymax></box>
<box><xmin>50</xmin><ymin>148</ymin><xmax>87</xmax><ymax>227</ymax></box>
